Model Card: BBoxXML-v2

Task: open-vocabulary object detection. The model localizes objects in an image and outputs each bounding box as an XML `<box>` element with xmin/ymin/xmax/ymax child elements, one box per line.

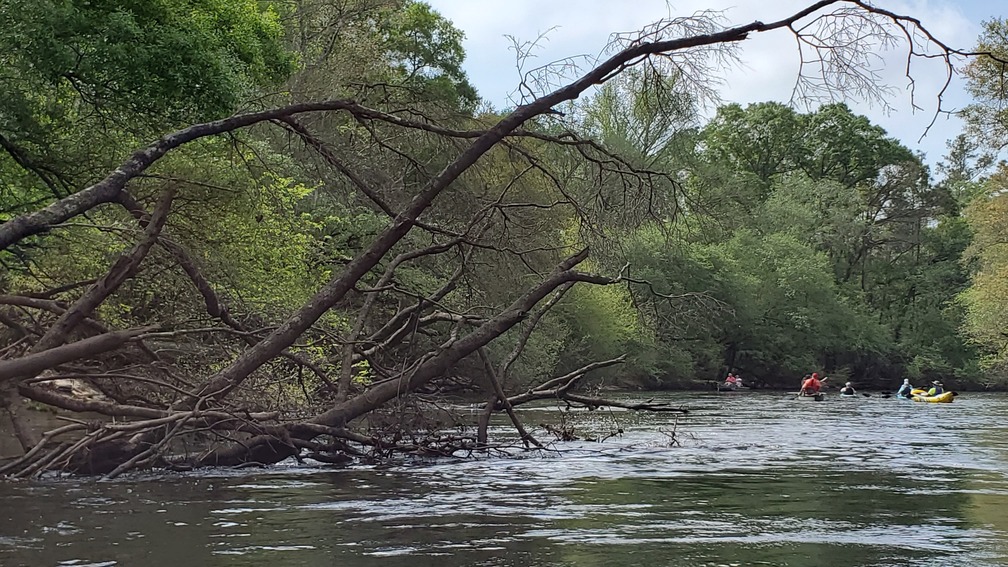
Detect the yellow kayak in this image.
<box><xmin>909</xmin><ymin>389</ymin><xmax>955</xmax><ymax>403</ymax></box>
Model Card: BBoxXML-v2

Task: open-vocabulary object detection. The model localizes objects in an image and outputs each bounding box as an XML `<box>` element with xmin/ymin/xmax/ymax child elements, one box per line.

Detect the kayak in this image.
<box><xmin>909</xmin><ymin>389</ymin><xmax>955</xmax><ymax>403</ymax></box>
<box><xmin>717</xmin><ymin>381</ymin><xmax>749</xmax><ymax>391</ymax></box>
<box><xmin>839</xmin><ymin>393</ymin><xmax>857</xmax><ymax>399</ymax></box>
<box><xmin>797</xmin><ymin>393</ymin><xmax>824</xmax><ymax>401</ymax></box>
<box><xmin>911</xmin><ymin>392</ymin><xmax>955</xmax><ymax>403</ymax></box>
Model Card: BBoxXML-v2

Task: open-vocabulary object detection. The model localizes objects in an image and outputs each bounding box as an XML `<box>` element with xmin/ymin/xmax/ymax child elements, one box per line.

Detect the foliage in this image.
<box><xmin>380</xmin><ymin>1</ymin><xmax>478</xmax><ymax>108</ymax></box>
<box><xmin>701</xmin><ymin>102</ymin><xmax>804</xmax><ymax>189</ymax></box>
<box><xmin>961</xmin><ymin>168</ymin><xmax>1008</xmax><ymax>377</ymax></box>
<box><xmin>958</xmin><ymin>20</ymin><xmax>1008</xmax><ymax>384</ymax></box>
<box><xmin>560</xmin><ymin>283</ymin><xmax>646</xmax><ymax>369</ymax></box>
<box><xmin>550</xmin><ymin>95</ymin><xmax>982</xmax><ymax>388</ymax></box>
<box><xmin>962</xmin><ymin>18</ymin><xmax>1008</xmax><ymax>151</ymax></box>
<box><xmin>579</xmin><ymin>67</ymin><xmax>697</xmax><ymax>164</ymax></box>
<box><xmin>0</xmin><ymin>0</ymin><xmax>297</xmax><ymax>278</ymax></box>
<box><xmin>0</xmin><ymin>0</ymin><xmax>294</xmax><ymax>130</ymax></box>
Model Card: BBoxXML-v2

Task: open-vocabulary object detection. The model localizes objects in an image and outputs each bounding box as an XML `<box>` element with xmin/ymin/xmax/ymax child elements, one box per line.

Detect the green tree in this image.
<box><xmin>961</xmin><ymin>167</ymin><xmax>1008</xmax><ymax>378</ymax></box>
<box><xmin>380</xmin><ymin>1</ymin><xmax>478</xmax><ymax>108</ymax></box>
<box><xmin>0</xmin><ymin>0</ymin><xmax>293</xmax><ymax>129</ymax></box>
<box><xmin>962</xmin><ymin>18</ymin><xmax>1008</xmax><ymax>150</ymax></box>
<box><xmin>701</xmin><ymin>102</ymin><xmax>804</xmax><ymax>188</ymax></box>
<box><xmin>799</xmin><ymin>103</ymin><xmax>915</xmax><ymax>188</ymax></box>
<box><xmin>0</xmin><ymin>0</ymin><xmax>295</xmax><ymax>225</ymax></box>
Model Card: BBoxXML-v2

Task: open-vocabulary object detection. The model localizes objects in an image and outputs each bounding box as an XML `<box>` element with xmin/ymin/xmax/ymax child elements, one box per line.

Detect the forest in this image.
<box><xmin>1</xmin><ymin>0</ymin><xmax>1007</xmax><ymax>477</ymax></box>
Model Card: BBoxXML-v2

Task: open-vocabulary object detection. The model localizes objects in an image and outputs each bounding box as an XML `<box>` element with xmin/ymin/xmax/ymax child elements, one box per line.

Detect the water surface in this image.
<box><xmin>2</xmin><ymin>391</ymin><xmax>1006</xmax><ymax>566</ymax></box>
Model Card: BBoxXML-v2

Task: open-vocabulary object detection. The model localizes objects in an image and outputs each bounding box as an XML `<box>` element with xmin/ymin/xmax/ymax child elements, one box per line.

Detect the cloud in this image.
<box><xmin>428</xmin><ymin>0</ymin><xmax>988</xmax><ymax>166</ymax></box>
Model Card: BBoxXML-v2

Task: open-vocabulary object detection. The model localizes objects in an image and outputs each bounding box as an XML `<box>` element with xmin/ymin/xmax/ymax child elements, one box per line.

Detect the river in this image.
<box><xmin>2</xmin><ymin>391</ymin><xmax>1007</xmax><ymax>566</ymax></box>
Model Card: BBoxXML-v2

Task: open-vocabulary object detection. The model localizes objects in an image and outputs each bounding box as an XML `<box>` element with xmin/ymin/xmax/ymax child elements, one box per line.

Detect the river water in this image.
<box><xmin>2</xmin><ymin>391</ymin><xmax>1007</xmax><ymax>566</ymax></box>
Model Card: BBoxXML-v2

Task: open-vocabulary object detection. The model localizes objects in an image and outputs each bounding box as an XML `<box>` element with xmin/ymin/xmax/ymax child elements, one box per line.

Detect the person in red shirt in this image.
<box><xmin>800</xmin><ymin>372</ymin><xmax>827</xmax><ymax>395</ymax></box>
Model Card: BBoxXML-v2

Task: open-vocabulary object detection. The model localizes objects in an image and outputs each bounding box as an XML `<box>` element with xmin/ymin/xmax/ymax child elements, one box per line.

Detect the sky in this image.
<box><xmin>426</xmin><ymin>0</ymin><xmax>1004</xmax><ymax>168</ymax></box>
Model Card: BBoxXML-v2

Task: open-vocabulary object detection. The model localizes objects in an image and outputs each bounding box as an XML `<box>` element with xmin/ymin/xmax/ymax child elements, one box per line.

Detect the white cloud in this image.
<box><xmin>428</xmin><ymin>0</ymin><xmax>991</xmax><ymax>166</ymax></box>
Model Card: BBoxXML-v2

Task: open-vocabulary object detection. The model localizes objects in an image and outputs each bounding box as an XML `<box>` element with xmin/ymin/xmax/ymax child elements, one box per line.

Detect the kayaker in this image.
<box><xmin>735</xmin><ymin>374</ymin><xmax>744</xmax><ymax>388</ymax></box>
<box><xmin>896</xmin><ymin>378</ymin><xmax>913</xmax><ymax>398</ymax></box>
<box><xmin>724</xmin><ymin>373</ymin><xmax>738</xmax><ymax>388</ymax></box>
<box><xmin>839</xmin><ymin>382</ymin><xmax>856</xmax><ymax>395</ymax></box>
<box><xmin>927</xmin><ymin>381</ymin><xmax>944</xmax><ymax>396</ymax></box>
<box><xmin>800</xmin><ymin>372</ymin><xmax>826</xmax><ymax>395</ymax></box>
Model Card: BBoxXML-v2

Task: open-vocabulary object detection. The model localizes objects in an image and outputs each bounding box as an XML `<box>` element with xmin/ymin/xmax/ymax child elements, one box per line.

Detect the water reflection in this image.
<box><xmin>1</xmin><ymin>392</ymin><xmax>1007</xmax><ymax>566</ymax></box>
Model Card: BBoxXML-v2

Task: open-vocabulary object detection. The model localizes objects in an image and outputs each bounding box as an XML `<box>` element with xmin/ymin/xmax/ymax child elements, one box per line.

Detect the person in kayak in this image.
<box><xmin>896</xmin><ymin>378</ymin><xmax>913</xmax><ymax>398</ymax></box>
<box><xmin>800</xmin><ymin>373</ymin><xmax>827</xmax><ymax>395</ymax></box>
<box><xmin>723</xmin><ymin>373</ymin><xmax>738</xmax><ymax>388</ymax></box>
<box><xmin>927</xmin><ymin>381</ymin><xmax>944</xmax><ymax>396</ymax></box>
<box><xmin>839</xmin><ymin>382</ymin><xmax>856</xmax><ymax>395</ymax></box>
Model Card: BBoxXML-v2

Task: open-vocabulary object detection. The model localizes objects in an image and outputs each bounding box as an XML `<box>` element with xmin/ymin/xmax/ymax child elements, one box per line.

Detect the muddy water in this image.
<box><xmin>2</xmin><ymin>391</ymin><xmax>1007</xmax><ymax>566</ymax></box>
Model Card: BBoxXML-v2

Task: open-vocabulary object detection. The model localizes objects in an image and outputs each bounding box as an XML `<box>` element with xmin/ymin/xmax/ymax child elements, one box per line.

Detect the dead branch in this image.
<box><xmin>0</xmin><ymin>327</ymin><xmax>157</xmax><ymax>382</ymax></box>
<box><xmin>115</xmin><ymin>190</ymin><xmax>338</xmax><ymax>392</ymax></box>
<box><xmin>477</xmin><ymin>282</ymin><xmax>573</xmax><ymax>444</ymax></box>
<box><xmin>506</xmin><ymin>355</ymin><xmax>629</xmax><ymax>407</ymax></box>
<box><xmin>30</xmin><ymin>189</ymin><xmax>174</xmax><ymax>353</ymax></box>
<box><xmin>477</xmin><ymin>347</ymin><xmax>541</xmax><ymax>448</ymax></box>
<box><xmin>0</xmin><ymin>295</ymin><xmax>110</xmax><ymax>336</ymax></box>
<box><xmin>336</xmin><ymin>234</ymin><xmax>480</xmax><ymax>400</ymax></box>
<box><xmin>563</xmin><ymin>393</ymin><xmax>688</xmax><ymax>413</ymax></box>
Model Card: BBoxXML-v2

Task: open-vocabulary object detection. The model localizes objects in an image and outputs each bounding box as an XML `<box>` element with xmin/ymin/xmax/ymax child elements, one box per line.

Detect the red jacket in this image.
<box><xmin>801</xmin><ymin>377</ymin><xmax>821</xmax><ymax>393</ymax></box>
